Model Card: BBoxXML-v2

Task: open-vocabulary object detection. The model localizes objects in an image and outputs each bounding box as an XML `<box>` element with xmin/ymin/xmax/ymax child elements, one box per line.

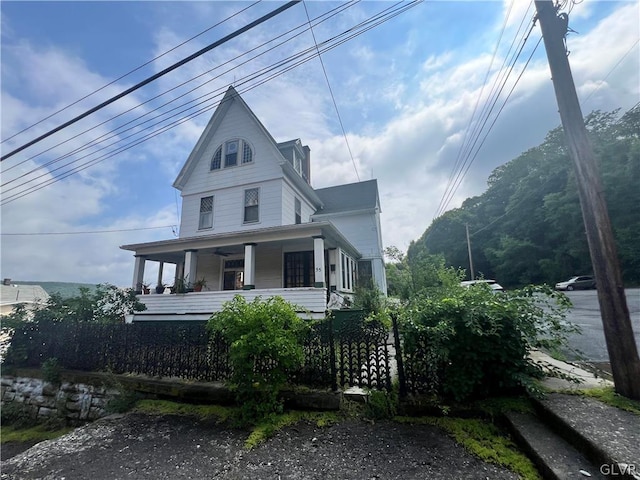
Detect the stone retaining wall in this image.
<box><xmin>1</xmin><ymin>375</ymin><xmax>118</xmax><ymax>422</ymax></box>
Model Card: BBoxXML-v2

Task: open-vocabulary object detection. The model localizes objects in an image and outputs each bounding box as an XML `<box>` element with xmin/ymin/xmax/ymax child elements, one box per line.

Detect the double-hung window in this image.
<box><xmin>244</xmin><ymin>188</ymin><xmax>259</xmax><ymax>223</ymax></box>
<box><xmin>199</xmin><ymin>196</ymin><xmax>213</xmax><ymax>229</ymax></box>
<box><xmin>225</xmin><ymin>140</ymin><xmax>239</xmax><ymax>167</ymax></box>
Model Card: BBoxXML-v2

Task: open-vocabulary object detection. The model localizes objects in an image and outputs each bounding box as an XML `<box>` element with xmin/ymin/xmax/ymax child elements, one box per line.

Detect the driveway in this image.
<box><xmin>1</xmin><ymin>413</ymin><xmax>519</xmax><ymax>480</ymax></box>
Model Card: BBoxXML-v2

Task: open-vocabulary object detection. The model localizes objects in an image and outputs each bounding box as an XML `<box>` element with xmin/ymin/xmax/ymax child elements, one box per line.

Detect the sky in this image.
<box><xmin>1</xmin><ymin>0</ymin><xmax>638</xmax><ymax>287</ymax></box>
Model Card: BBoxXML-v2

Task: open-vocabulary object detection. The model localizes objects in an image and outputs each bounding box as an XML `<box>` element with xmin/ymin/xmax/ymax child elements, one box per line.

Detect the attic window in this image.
<box><xmin>211</xmin><ymin>139</ymin><xmax>253</xmax><ymax>171</ymax></box>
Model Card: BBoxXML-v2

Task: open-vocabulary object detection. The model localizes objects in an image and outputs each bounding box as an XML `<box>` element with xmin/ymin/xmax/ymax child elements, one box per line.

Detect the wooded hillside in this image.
<box><xmin>409</xmin><ymin>106</ymin><xmax>639</xmax><ymax>287</ymax></box>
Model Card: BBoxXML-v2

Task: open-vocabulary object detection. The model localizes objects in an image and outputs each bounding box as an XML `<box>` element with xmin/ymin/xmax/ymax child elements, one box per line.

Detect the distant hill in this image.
<box><xmin>11</xmin><ymin>281</ymin><xmax>98</xmax><ymax>299</ymax></box>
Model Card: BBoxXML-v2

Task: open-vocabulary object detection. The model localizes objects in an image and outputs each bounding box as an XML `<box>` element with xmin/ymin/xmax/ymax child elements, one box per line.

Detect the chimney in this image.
<box><xmin>302</xmin><ymin>145</ymin><xmax>311</xmax><ymax>185</ymax></box>
<box><xmin>3</xmin><ymin>278</ymin><xmax>11</xmax><ymax>285</ymax></box>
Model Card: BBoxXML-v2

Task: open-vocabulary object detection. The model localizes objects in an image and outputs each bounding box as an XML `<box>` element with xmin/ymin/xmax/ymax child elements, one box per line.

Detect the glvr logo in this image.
<box><xmin>599</xmin><ymin>463</ymin><xmax>638</xmax><ymax>477</ymax></box>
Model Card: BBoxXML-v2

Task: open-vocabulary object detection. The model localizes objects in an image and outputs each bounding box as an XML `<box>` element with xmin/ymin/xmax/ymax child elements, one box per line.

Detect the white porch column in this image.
<box><xmin>184</xmin><ymin>250</ymin><xmax>198</xmax><ymax>286</ymax></box>
<box><xmin>156</xmin><ymin>262</ymin><xmax>164</xmax><ymax>286</ymax></box>
<box><xmin>313</xmin><ymin>236</ymin><xmax>325</xmax><ymax>288</ymax></box>
<box><xmin>243</xmin><ymin>243</ymin><xmax>257</xmax><ymax>290</ymax></box>
<box><xmin>132</xmin><ymin>255</ymin><xmax>147</xmax><ymax>293</ymax></box>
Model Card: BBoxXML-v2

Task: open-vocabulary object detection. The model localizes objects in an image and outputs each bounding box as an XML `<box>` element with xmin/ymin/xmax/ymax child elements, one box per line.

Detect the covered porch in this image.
<box><xmin>120</xmin><ymin>222</ymin><xmax>361</xmax><ymax>321</ymax></box>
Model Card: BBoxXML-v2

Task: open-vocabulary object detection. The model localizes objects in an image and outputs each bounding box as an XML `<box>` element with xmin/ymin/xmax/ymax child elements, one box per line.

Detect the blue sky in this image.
<box><xmin>1</xmin><ymin>1</ymin><xmax>638</xmax><ymax>286</ymax></box>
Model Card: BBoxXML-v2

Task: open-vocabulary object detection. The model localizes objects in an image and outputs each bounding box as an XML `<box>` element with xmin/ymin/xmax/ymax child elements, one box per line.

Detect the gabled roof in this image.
<box><xmin>171</xmin><ymin>86</ymin><xmax>322</xmax><ymax>207</ymax></box>
<box><xmin>314</xmin><ymin>179</ymin><xmax>380</xmax><ymax>215</ymax></box>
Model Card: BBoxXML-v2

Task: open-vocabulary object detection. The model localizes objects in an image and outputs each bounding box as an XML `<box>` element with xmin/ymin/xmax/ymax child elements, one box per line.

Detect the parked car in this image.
<box><xmin>460</xmin><ymin>279</ymin><xmax>504</xmax><ymax>292</ymax></box>
<box><xmin>555</xmin><ymin>275</ymin><xmax>596</xmax><ymax>291</ymax></box>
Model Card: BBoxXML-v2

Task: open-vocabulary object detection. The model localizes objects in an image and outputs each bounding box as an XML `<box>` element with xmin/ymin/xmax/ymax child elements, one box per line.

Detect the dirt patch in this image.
<box><xmin>1</xmin><ymin>413</ymin><xmax>521</xmax><ymax>480</ymax></box>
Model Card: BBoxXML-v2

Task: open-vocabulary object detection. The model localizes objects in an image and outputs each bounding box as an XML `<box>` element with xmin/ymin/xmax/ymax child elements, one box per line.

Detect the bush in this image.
<box><xmin>399</xmin><ymin>283</ymin><xmax>576</xmax><ymax>402</ymax></box>
<box><xmin>41</xmin><ymin>357</ymin><xmax>61</xmax><ymax>384</ymax></box>
<box><xmin>207</xmin><ymin>295</ymin><xmax>307</xmax><ymax>425</ymax></box>
<box><xmin>0</xmin><ymin>402</ymin><xmax>38</xmax><ymax>429</ymax></box>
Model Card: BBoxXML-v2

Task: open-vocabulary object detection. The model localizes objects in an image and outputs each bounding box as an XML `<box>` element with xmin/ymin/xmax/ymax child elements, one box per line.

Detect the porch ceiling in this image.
<box><xmin>120</xmin><ymin>221</ymin><xmax>360</xmax><ymax>263</ymax></box>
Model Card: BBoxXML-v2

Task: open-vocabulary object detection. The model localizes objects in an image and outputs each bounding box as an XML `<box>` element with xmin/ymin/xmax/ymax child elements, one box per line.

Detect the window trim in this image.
<box><xmin>211</xmin><ymin>139</ymin><xmax>253</xmax><ymax>171</ymax></box>
<box><xmin>198</xmin><ymin>195</ymin><xmax>214</xmax><ymax>230</ymax></box>
<box><xmin>243</xmin><ymin>187</ymin><xmax>260</xmax><ymax>224</ymax></box>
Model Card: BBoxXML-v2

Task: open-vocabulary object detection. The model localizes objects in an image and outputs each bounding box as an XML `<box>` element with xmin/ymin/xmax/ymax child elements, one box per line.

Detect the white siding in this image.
<box><xmin>254</xmin><ymin>244</ymin><xmax>283</xmax><ymax>288</ymax></box>
<box><xmin>180</xmin><ymin>179</ymin><xmax>284</xmax><ymax>237</ymax></box>
<box><xmin>178</xmin><ymin>98</ymin><xmax>288</xmax><ymax>237</ymax></box>
<box><xmin>281</xmin><ymin>179</ymin><xmax>315</xmax><ymax>225</ymax></box>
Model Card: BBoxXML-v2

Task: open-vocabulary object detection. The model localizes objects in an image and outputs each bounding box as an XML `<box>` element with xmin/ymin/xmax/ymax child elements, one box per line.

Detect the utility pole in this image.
<box><xmin>535</xmin><ymin>0</ymin><xmax>640</xmax><ymax>399</ymax></box>
<box><xmin>466</xmin><ymin>224</ymin><xmax>475</xmax><ymax>281</ymax></box>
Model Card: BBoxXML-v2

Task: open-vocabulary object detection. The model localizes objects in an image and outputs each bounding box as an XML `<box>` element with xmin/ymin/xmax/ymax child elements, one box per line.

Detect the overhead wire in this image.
<box><xmin>1</xmin><ymin>1</ymin><xmax>421</xmax><ymax>206</ymax></box>
<box><xmin>0</xmin><ymin>0</ymin><xmax>301</xmax><ymax>162</ymax></box>
<box><xmin>0</xmin><ymin>225</ymin><xmax>177</xmax><ymax>236</ymax></box>
<box><xmin>0</xmin><ymin>0</ymin><xmax>263</xmax><ymax>146</ymax></box>
<box><xmin>302</xmin><ymin>0</ymin><xmax>361</xmax><ymax>182</ymax></box>
<box><xmin>1</xmin><ymin>1</ymin><xmax>358</xmax><ymax>185</ymax></box>
<box><xmin>434</xmin><ymin>4</ymin><xmax>539</xmax><ymax>219</ymax></box>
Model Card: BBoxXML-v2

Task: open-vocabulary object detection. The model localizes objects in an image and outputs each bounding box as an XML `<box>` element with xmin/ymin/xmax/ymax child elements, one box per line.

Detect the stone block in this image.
<box><xmin>3</xmin><ymin>391</ymin><xmax>16</xmax><ymax>401</ymax></box>
<box><xmin>65</xmin><ymin>401</ymin><xmax>81</xmax><ymax>412</ymax></box>
<box><xmin>38</xmin><ymin>407</ymin><xmax>56</xmax><ymax>417</ymax></box>
<box><xmin>42</xmin><ymin>382</ymin><xmax>58</xmax><ymax>396</ymax></box>
<box><xmin>0</xmin><ymin>376</ymin><xmax>15</xmax><ymax>387</ymax></box>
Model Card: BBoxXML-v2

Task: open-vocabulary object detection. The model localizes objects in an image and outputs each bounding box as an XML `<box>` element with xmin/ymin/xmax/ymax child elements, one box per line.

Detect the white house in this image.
<box><xmin>121</xmin><ymin>86</ymin><xmax>386</xmax><ymax>321</ymax></box>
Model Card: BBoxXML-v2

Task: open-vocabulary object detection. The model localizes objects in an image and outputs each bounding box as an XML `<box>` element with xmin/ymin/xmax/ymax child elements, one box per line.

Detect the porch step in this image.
<box><xmin>505</xmin><ymin>410</ymin><xmax>606</xmax><ymax>479</ymax></box>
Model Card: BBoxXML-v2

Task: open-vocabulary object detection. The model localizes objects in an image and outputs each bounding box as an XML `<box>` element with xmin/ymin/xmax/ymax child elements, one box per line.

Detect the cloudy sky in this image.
<box><xmin>1</xmin><ymin>0</ymin><xmax>638</xmax><ymax>287</ymax></box>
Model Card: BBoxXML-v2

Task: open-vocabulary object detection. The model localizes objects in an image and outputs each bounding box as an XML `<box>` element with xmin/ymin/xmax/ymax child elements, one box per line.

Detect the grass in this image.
<box><xmin>134</xmin><ymin>399</ymin><xmax>339</xmax><ymax>450</ymax></box>
<box><xmin>395</xmin><ymin>415</ymin><xmax>542</xmax><ymax>480</ymax></box>
<box><xmin>1</xmin><ymin>424</ymin><xmax>73</xmax><ymax>444</ymax></box>
<box><xmin>565</xmin><ymin>387</ymin><xmax>640</xmax><ymax>415</ymax></box>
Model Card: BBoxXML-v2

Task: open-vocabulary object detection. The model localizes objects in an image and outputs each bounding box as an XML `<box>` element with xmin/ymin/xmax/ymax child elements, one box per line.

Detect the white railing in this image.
<box><xmin>130</xmin><ymin>287</ymin><xmax>328</xmax><ymax>322</ymax></box>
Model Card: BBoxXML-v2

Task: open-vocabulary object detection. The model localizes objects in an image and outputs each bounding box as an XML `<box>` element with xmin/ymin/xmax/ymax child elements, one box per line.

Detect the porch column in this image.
<box><xmin>132</xmin><ymin>255</ymin><xmax>147</xmax><ymax>293</ymax></box>
<box><xmin>313</xmin><ymin>236</ymin><xmax>325</xmax><ymax>288</ymax></box>
<box><xmin>184</xmin><ymin>250</ymin><xmax>198</xmax><ymax>286</ymax></box>
<box><xmin>156</xmin><ymin>262</ymin><xmax>164</xmax><ymax>287</ymax></box>
<box><xmin>243</xmin><ymin>243</ymin><xmax>257</xmax><ymax>290</ymax></box>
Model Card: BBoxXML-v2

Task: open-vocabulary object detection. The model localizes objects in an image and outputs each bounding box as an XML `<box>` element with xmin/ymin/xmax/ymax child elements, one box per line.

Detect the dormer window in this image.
<box><xmin>211</xmin><ymin>139</ymin><xmax>253</xmax><ymax>171</ymax></box>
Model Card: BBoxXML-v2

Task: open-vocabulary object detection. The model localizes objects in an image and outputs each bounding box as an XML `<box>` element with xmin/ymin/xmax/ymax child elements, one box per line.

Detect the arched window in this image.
<box><xmin>211</xmin><ymin>139</ymin><xmax>253</xmax><ymax>171</ymax></box>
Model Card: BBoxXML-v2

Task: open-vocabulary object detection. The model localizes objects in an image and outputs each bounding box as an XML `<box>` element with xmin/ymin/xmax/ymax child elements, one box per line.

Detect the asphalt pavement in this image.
<box><xmin>562</xmin><ymin>288</ymin><xmax>640</xmax><ymax>362</ymax></box>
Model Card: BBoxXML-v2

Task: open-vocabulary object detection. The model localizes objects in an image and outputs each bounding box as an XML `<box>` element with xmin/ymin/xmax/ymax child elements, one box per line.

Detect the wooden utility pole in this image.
<box><xmin>535</xmin><ymin>0</ymin><xmax>640</xmax><ymax>399</ymax></box>
<box><xmin>466</xmin><ymin>224</ymin><xmax>475</xmax><ymax>280</ymax></box>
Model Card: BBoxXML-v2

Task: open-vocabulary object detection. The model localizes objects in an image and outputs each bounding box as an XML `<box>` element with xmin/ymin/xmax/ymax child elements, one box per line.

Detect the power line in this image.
<box><xmin>1</xmin><ymin>1</ymin><xmax>419</xmax><ymax>205</ymax></box>
<box><xmin>0</xmin><ymin>1</ymin><xmax>262</xmax><ymax>146</ymax></box>
<box><xmin>434</xmin><ymin>9</ymin><xmax>539</xmax><ymax>219</ymax></box>
<box><xmin>0</xmin><ymin>0</ymin><xmax>301</xmax><ymax>162</ymax></box>
<box><xmin>1</xmin><ymin>225</ymin><xmax>177</xmax><ymax>236</ymax></box>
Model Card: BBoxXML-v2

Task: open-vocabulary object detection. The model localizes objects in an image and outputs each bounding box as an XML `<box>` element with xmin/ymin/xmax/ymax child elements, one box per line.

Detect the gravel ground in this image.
<box><xmin>1</xmin><ymin>413</ymin><xmax>520</xmax><ymax>480</ymax></box>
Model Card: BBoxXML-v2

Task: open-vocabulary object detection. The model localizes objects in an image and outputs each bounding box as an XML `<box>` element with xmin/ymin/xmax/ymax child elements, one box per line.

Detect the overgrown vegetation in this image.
<box><xmin>404</xmin><ymin>106</ymin><xmax>640</xmax><ymax>287</ymax></box>
<box><xmin>396</xmin><ymin>415</ymin><xmax>542</xmax><ymax>480</ymax></box>
<box><xmin>41</xmin><ymin>357</ymin><xmax>62</xmax><ymax>384</ymax></box>
<box><xmin>393</xmin><ymin>255</ymin><xmax>577</xmax><ymax>402</ymax></box>
<box><xmin>566</xmin><ymin>387</ymin><xmax>640</xmax><ymax>415</ymax></box>
<box><xmin>207</xmin><ymin>295</ymin><xmax>308</xmax><ymax>425</ymax></box>
<box><xmin>2</xmin><ymin>284</ymin><xmax>145</xmax><ymax>330</ymax></box>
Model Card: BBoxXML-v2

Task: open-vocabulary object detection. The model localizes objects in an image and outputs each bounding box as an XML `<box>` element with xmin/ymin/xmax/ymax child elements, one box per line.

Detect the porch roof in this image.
<box><xmin>120</xmin><ymin>221</ymin><xmax>360</xmax><ymax>263</ymax></box>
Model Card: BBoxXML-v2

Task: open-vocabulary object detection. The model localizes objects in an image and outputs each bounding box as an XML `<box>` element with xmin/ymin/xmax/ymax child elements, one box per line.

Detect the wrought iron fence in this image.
<box><xmin>3</xmin><ymin>312</ymin><xmax>394</xmax><ymax>392</ymax></box>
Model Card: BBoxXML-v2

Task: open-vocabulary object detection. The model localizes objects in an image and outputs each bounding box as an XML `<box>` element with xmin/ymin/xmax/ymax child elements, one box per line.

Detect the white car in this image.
<box><xmin>460</xmin><ymin>280</ymin><xmax>504</xmax><ymax>292</ymax></box>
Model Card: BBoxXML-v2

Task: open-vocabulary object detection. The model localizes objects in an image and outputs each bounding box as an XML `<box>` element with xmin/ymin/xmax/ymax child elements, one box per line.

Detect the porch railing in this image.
<box><xmin>133</xmin><ymin>287</ymin><xmax>328</xmax><ymax>321</ymax></box>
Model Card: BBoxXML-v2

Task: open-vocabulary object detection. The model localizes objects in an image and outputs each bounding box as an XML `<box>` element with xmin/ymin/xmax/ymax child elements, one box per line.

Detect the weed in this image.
<box><xmin>395</xmin><ymin>416</ymin><xmax>542</xmax><ymax>480</ymax></box>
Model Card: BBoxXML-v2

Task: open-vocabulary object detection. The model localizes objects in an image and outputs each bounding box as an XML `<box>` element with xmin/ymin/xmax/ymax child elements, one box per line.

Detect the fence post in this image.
<box><xmin>328</xmin><ymin>313</ymin><xmax>338</xmax><ymax>391</ymax></box>
<box><xmin>391</xmin><ymin>312</ymin><xmax>407</xmax><ymax>398</ymax></box>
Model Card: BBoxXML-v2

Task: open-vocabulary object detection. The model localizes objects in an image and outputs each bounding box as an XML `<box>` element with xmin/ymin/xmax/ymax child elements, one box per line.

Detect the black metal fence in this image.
<box><xmin>3</xmin><ymin>312</ymin><xmax>395</xmax><ymax>392</ymax></box>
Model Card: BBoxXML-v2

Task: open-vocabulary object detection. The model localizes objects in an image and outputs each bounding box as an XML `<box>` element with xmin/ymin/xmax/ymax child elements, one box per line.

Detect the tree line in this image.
<box><xmin>392</xmin><ymin>105</ymin><xmax>639</xmax><ymax>290</ymax></box>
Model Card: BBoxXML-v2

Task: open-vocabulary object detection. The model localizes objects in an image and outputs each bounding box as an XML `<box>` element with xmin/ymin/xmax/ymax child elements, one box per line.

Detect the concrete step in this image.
<box><xmin>505</xmin><ymin>410</ymin><xmax>606</xmax><ymax>480</ymax></box>
<box><xmin>532</xmin><ymin>393</ymin><xmax>640</xmax><ymax>480</ymax></box>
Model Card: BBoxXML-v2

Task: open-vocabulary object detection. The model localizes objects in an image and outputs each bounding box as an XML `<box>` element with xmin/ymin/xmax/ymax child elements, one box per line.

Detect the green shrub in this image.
<box><xmin>399</xmin><ymin>283</ymin><xmax>576</xmax><ymax>402</ymax></box>
<box><xmin>207</xmin><ymin>295</ymin><xmax>307</xmax><ymax>425</ymax></box>
<box><xmin>41</xmin><ymin>357</ymin><xmax>61</xmax><ymax>384</ymax></box>
<box><xmin>365</xmin><ymin>389</ymin><xmax>398</xmax><ymax>420</ymax></box>
<box><xmin>1</xmin><ymin>402</ymin><xmax>38</xmax><ymax>429</ymax></box>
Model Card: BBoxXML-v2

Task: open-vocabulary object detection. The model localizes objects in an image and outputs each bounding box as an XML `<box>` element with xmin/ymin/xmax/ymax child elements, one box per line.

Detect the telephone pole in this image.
<box><xmin>466</xmin><ymin>224</ymin><xmax>475</xmax><ymax>280</ymax></box>
<box><xmin>535</xmin><ymin>0</ymin><xmax>640</xmax><ymax>399</ymax></box>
